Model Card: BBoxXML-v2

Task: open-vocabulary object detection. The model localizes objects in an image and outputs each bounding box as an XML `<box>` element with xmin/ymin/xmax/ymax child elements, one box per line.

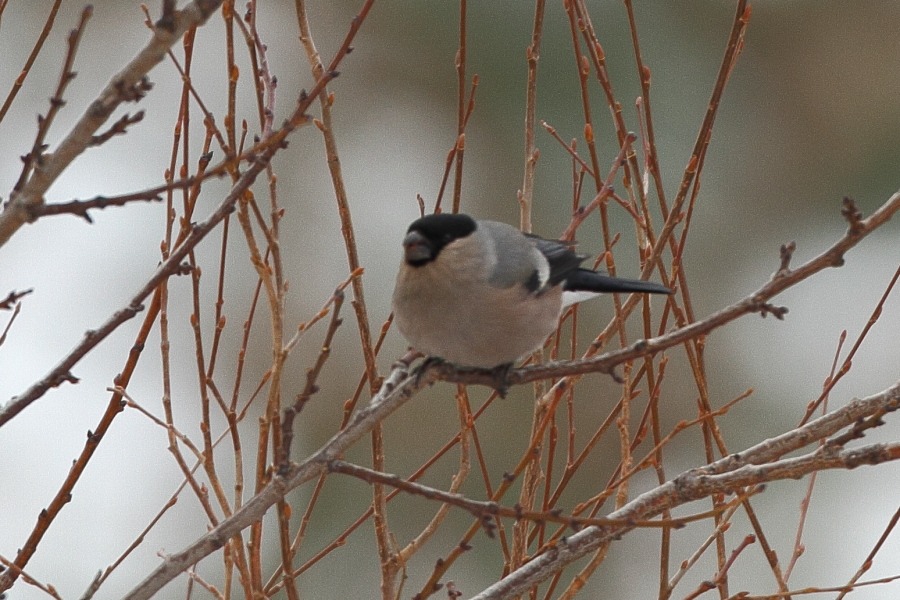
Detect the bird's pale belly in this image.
<box><xmin>393</xmin><ymin>277</ymin><xmax>563</xmax><ymax>368</ymax></box>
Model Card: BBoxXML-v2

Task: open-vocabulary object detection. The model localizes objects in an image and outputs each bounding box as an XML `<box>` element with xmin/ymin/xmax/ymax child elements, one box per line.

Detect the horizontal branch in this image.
<box><xmin>327</xmin><ymin>459</ymin><xmax>745</xmax><ymax>533</ymax></box>
<box><xmin>31</xmin><ymin>192</ymin><xmax>162</xmax><ymax>223</ymax></box>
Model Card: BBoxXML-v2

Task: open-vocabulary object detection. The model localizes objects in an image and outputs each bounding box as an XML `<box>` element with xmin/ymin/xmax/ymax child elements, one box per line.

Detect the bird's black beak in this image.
<box><xmin>402</xmin><ymin>230</ymin><xmax>434</xmax><ymax>266</ymax></box>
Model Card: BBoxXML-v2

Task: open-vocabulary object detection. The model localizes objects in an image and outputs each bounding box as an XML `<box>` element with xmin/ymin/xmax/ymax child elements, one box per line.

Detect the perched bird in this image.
<box><xmin>392</xmin><ymin>213</ymin><xmax>672</xmax><ymax>374</ymax></box>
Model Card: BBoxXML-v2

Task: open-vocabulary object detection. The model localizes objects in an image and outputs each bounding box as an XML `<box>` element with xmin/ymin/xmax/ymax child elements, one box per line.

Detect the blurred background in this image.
<box><xmin>1</xmin><ymin>1</ymin><xmax>900</xmax><ymax>598</ymax></box>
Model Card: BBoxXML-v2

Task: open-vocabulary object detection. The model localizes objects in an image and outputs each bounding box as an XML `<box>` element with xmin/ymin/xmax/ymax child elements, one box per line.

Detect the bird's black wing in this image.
<box><xmin>524</xmin><ymin>234</ymin><xmax>586</xmax><ymax>288</ymax></box>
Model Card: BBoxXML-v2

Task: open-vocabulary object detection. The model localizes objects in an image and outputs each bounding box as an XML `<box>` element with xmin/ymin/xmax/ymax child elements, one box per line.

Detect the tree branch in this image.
<box><xmin>119</xmin><ymin>361</ymin><xmax>427</xmax><ymax>600</ymax></box>
<box><xmin>0</xmin><ymin>0</ymin><xmax>225</xmax><ymax>248</ymax></box>
<box><xmin>468</xmin><ymin>380</ymin><xmax>900</xmax><ymax>600</ymax></box>
<box><xmin>0</xmin><ymin>38</ymin><xmax>347</xmax><ymax>430</ymax></box>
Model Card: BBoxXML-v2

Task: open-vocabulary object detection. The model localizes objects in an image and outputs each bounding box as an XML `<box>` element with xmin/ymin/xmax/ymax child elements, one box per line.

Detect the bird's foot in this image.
<box><xmin>414</xmin><ymin>356</ymin><xmax>446</xmax><ymax>387</ymax></box>
<box><xmin>489</xmin><ymin>362</ymin><xmax>514</xmax><ymax>398</ymax></box>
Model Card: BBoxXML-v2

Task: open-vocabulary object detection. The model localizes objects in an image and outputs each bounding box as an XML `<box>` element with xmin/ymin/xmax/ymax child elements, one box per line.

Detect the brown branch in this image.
<box><xmin>0</xmin><ymin>143</ymin><xmax>258</xmax><ymax>428</ymax></box>
<box><xmin>0</xmin><ymin>134</ymin><xmax>292</xmax><ymax>592</ymax></box>
<box><xmin>0</xmin><ymin>25</ymin><xmax>347</xmax><ymax>430</ymax></box>
<box><xmin>466</xmin><ymin>381</ymin><xmax>900</xmax><ymax>600</ymax></box>
<box><xmin>451</xmin><ymin>0</ymin><xmax>468</xmax><ymax>215</ymax></box>
<box><xmin>30</xmin><ymin>190</ymin><xmax>162</xmax><ymax>223</ymax></box>
<box><xmin>0</xmin><ymin>0</ymin><xmax>64</xmax><ymax>128</ymax></box>
<box><xmin>0</xmin><ymin>557</ymin><xmax>62</xmax><ymax>600</ymax></box>
<box><xmin>736</xmin><ymin>575</ymin><xmax>900</xmax><ymax>600</ymax></box>
<box><xmin>518</xmin><ymin>0</ymin><xmax>545</xmax><ymax>232</ymax></box>
<box><xmin>28</xmin><ymin>143</ymin><xmax>293</xmax><ymax>225</ymax></box>
<box><xmin>0</xmin><ymin>289</ymin><xmax>32</xmax><ymax>310</ymax></box>
<box><xmin>328</xmin><ymin>460</ymin><xmax>748</xmax><ymax>532</ymax></box>
<box><xmin>14</xmin><ymin>3</ymin><xmax>89</xmax><ymax>191</ymax></box>
<box><xmin>279</xmin><ymin>286</ymin><xmax>347</xmax><ymax>469</ymax></box>
<box><xmin>0</xmin><ymin>301</ymin><xmax>24</xmax><ymax>347</ymax></box>
<box><xmin>834</xmin><ymin>506</ymin><xmax>900</xmax><ymax>600</ymax></box>
<box><xmin>135</xmin><ymin>306</ymin><xmax>896</xmax><ymax>600</ymax></box>
<box><xmin>683</xmin><ymin>535</ymin><xmax>756</xmax><ymax>600</ymax></box>
<box><xmin>119</xmin><ymin>360</ymin><xmax>426</xmax><ymax>600</ymax></box>
<box><xmin>396</xmin><ymin>388</ymin><xmax>472</xmax><ymax>564</ymax></box>
<box><xmin>801</xmin><ymin>249</ymin><xmax>900</xmax><ymax>423</ymax></box>
<box><xmin>89</xmin><ymin>110</ymin><xmax>145</xmax><ymax>146</ymax></box>
<box><xmin>541</xmin><ymin>120</ymin><xmax>595</xmax><ymax>179</ymax></box>
<box><xmin>665</xmin><ymin>501</ymin><xmax>742</xmax><ymax>594</ymax></box>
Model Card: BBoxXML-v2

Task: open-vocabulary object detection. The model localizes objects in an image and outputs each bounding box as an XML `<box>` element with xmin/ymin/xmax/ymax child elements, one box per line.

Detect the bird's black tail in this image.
<box><xmin>564</xmin><ymin>269</ymin><xmax>673</xmax><ymax>295</ymax></box>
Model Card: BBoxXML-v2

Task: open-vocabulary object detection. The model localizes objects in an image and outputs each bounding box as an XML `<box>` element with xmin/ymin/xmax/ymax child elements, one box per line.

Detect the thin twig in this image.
<box><xmin>0</xmin><ymin>289</ymin><xmax>32</xmax><ymax>310</ymax></box>
<box><xmin>682</xmin><ymin>535</ymin><xmax>756</xmax><ymax>600</ymax></box>
<box><xmin>451</xmin><ymin>0</ymin><xmax>467</xmax><ymax>215</ymax></box>
<box><xmin>0</xmin><ymin>0</ymin><xmax>64</xmax><ymax>127</ymax></box>
<box><xmin>279</xmin><ymin>287</ymin><xmax>347</xmax><ymax>468</ymax></box>
<box><xmin>518</xmin><ymin>0</ymin><xmax>545</xmax><ymax>233</ymax></box>
<box><xmin>0</xmin><ymin>556</ymin><xmax>62</xmax><ymax>600</ymax></box>
<box><xmin>801</xmin><ymin>255</ymin><xmax>900</xmax><ymax>423</ymax></box>
<box><xmin>30</xmin><ymin>189</ymin><xmax>161</xmax><ymax>223</ymax></box>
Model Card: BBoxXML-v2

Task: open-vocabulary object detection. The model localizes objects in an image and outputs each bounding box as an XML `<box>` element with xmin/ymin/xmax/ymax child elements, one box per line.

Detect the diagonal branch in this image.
<box><xmin>468</xmin><ymin>380</ymin><xmax>900</xmax><ymax>600</ymax></box>
<box><xmin>0</xmin><ymin>0</ymin><xmax>225</xmax><ymax>248</ymax></box>
<box><xmin>120</xmin><ymin>361</ymin><xmax>427</xmax><ymax>600</ymax></box>
<box><xmin>433</xmin><ymin>192</ymin><xmax>900</xmax><ymax>392</ymax></box>
<box><xmin>0</xmin><ymin>44</ymin><xmax>344</xmax><ymax>430</ymax></box>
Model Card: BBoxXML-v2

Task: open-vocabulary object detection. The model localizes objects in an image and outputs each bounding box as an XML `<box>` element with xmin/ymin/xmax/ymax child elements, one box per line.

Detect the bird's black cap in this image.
<box><xmin>403</xmin><ymin>213</ymin><xmax>477</xmax><ymax>266</ymax></box>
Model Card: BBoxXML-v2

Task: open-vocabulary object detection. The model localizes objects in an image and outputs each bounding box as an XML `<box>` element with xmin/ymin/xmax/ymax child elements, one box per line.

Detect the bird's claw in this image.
<box><xmin>415</xmin><ymin>356</ymin><xmax>446</xmax><ymax>387</ymax></box>
<box><xmin>489</xmin><ymin>362</ymin><xmax>514</xmax><ymax>398</ymax></box>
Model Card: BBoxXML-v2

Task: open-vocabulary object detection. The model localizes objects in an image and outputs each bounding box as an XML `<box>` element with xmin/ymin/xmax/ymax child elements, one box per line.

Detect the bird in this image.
<box><xmin>391</xmin><ymin>213</ymin><xmax>672</xmax><ymax>380</ymax></box>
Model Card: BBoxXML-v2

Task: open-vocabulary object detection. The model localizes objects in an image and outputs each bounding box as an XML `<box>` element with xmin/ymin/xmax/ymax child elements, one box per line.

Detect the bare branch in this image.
<box><xmin>89</xmin><ymin>110</ymin><xmax>145</xmax><ymax>146</ymax></box>
<box><xmin>0</xmin><ymin>289</ymin><xmax>32</xmax><ymax>310</ymax></box>
<box><xmin>30</xmin><ymin>190</ymin><xmax>161</xmax><ymax>223</ymax></box>
<box><xmin>279</xmin><ymin>287</ymin><xmax>347</xmax><ymax>469</ymax></box>
<box><xmin>0</xmin><ymin>0</ymin><xmax>226</xmax><ymax>248</ymax></box>
<box><xmin>0</xmin><ymin>39</ymin><xmax>346</xmax><ymax>430</ymax></box>
<box><xmin>0</xmin><ymin>0</ymin><xmax>65</xmax><ymax>126</ymax></box>
<box><xmin>120</xmin><ymin>360</ymin><xmax>426</xmax><ymax>600</ymax></box>
<box><xmin>328</xmin><ymin>459</ymin><xmax>747</xmax><ymax>532</ymax></box>
<box><xmin>0</xmin><ymin>139</ymin><xmax>264</xmax><ymax>427</ymax></box>
<box><xmin>13</xmin><ymin>4</ymin><xmax>91</xmax><ymax>191</ymax></box>
<box><xmin>468</xmin><ymin>381</ymin><xmax>900</xmax><ymax>600</ymax></box>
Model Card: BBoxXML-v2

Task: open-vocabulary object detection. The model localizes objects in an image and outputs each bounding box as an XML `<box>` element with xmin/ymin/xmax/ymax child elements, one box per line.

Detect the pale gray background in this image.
<box><xmin>1</xmin><ymin>1</ymin><xmax>899</xmax><ymax>598</ymax></box>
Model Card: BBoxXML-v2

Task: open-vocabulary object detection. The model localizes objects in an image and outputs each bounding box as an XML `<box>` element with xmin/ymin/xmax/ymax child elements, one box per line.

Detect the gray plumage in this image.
<box><xmin>392</xmin><ymin>213</ymin><xmax>671</xmax><ymax>369</ymax></box>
